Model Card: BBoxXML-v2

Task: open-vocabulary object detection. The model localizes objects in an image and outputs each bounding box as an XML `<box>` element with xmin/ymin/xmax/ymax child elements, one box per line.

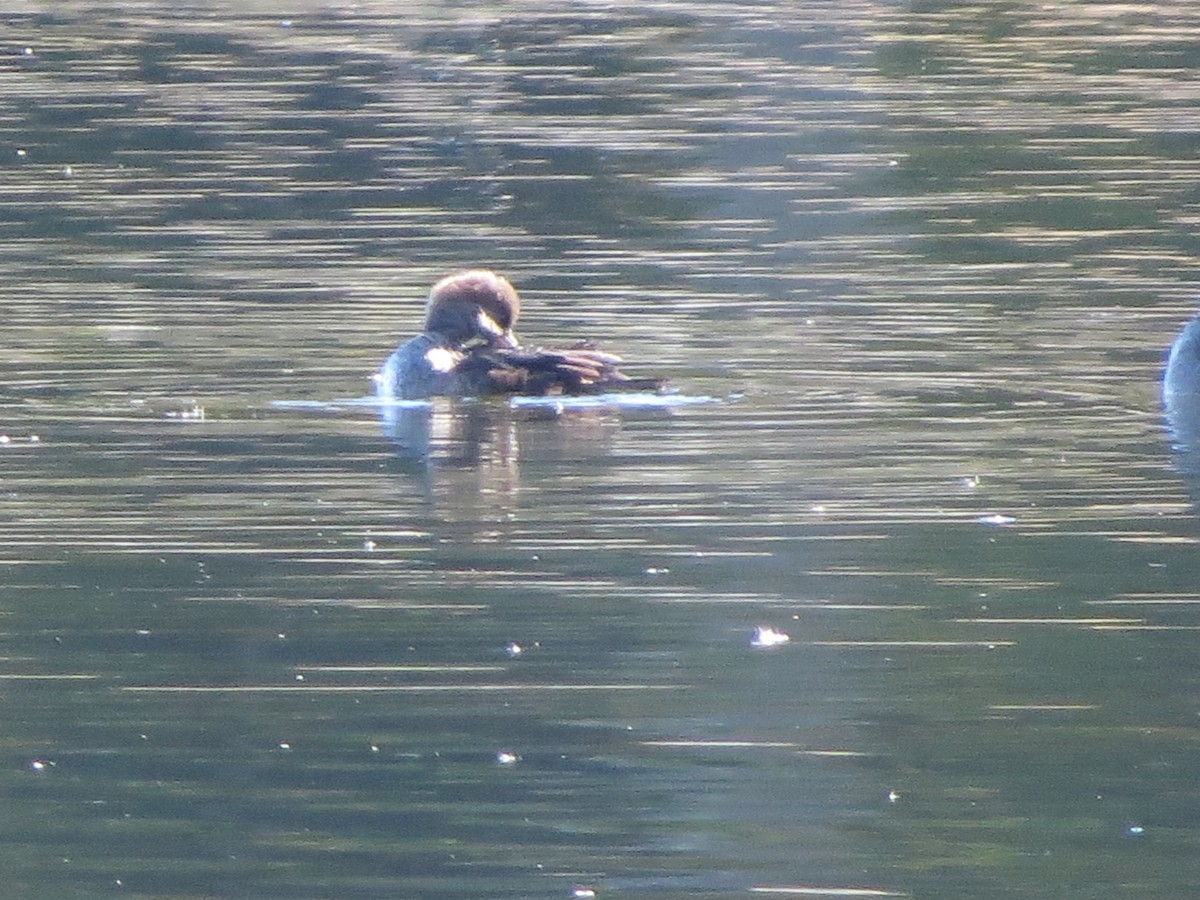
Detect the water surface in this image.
<box><xmin>2</xmin><ymin>2</ymin><xmax>1200</xmax><ymax>898</ymax></box>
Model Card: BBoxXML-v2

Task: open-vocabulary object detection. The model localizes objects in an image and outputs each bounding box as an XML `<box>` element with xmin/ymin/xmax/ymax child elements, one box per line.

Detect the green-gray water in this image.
<box><xmin>2</xmin><ymin>2</ymin><xmax>1200</xmax><ymax>897</ymax></box>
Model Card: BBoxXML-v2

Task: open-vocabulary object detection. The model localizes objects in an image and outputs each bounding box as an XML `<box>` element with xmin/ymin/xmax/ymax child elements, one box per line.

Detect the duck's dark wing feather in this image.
<box><xmin>460</xmin><ymin>344</ymin><xmax>665</xmax><ymax>395</ymax></box>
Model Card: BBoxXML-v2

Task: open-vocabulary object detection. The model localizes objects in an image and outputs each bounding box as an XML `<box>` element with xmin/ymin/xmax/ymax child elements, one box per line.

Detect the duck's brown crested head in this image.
<box><xmin>424</xmin><ymin>269</ymin><xmax>520</xmax><ymax>348</ymax></box>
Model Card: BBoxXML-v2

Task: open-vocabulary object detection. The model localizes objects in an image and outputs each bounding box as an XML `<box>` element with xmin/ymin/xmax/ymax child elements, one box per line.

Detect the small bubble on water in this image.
<box><xmin>505</xmin><ymin>642</ymin><xmax>523</xmax><ymax>658</ymax></box>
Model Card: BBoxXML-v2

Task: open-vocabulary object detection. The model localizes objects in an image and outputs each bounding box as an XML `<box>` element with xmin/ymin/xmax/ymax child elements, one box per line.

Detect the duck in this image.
<box><xmin>374</xmin><ymin>269</ymin><xmax>665</xmax><ymax>400</ymax></box>
<box><xmin>1165</xmin><ymin>316</ymin><xmax>1200</xmax><ymax>399</ymax></box>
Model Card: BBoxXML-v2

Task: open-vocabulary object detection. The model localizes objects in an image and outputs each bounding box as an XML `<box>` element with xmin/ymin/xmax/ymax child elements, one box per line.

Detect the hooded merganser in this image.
<box><xmin>1166</xmin><ymin>316</ymin><xmax>1200</xmax><ymax>399</ymax></box>
<box><xmin>374</xmin><ymin>270</ymin><xmax>665</xmax><ymax>400</ymax></box>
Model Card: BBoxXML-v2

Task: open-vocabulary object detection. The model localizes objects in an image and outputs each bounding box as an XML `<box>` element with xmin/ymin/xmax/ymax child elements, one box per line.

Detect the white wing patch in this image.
<box><xmin>425</xmin><ymin>346</ymin><xmax>462</xmax><ymax>374</ymax></box>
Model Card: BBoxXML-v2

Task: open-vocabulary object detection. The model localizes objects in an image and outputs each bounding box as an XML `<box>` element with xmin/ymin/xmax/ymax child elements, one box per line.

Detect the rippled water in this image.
<box><xmin>3</xmin><ymin>2</ymin><xmax>1200</xmax><ymax>898</ymax></box>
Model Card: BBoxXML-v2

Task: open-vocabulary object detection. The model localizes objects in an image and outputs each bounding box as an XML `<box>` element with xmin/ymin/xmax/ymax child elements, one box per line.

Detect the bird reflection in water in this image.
<box><xmin>378</xmin><ymin>397</ymin><xmax>645</xmax><ymax>519</ymax></box>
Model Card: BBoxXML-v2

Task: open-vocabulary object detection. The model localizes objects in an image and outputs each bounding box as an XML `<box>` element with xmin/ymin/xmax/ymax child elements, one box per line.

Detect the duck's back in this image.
<box><xmin>463</xmin><ymin>345</ymin><xmax>665</xmax><ymax>396</ymax></box>
<box><xmin>376</xmin><ymin>334</ymin><xmax>664</xmax><ymax>399</ymax></box>
<box><xmin>1165</xmin><ymin>317</ymin><xmax>1200</xmax><ymax>399</ymax></box>
<box><xmin>376</xmin><ymin>334</ymin><xmax>463</xmax><ymax>400</ymax></box>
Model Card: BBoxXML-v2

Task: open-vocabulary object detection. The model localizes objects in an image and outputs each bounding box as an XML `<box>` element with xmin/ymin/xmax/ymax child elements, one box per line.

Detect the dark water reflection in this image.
<box><xmin>4</xmin><ymin>1</ymin><xmax>1200</xmax><ymax>898</ymax></box>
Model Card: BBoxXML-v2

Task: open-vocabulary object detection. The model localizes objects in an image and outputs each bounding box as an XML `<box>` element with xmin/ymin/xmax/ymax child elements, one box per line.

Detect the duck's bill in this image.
<box><xmin>492</xmin><ymin>330</ymin><xmax>520</xmax><ymax>350</ymax></box>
